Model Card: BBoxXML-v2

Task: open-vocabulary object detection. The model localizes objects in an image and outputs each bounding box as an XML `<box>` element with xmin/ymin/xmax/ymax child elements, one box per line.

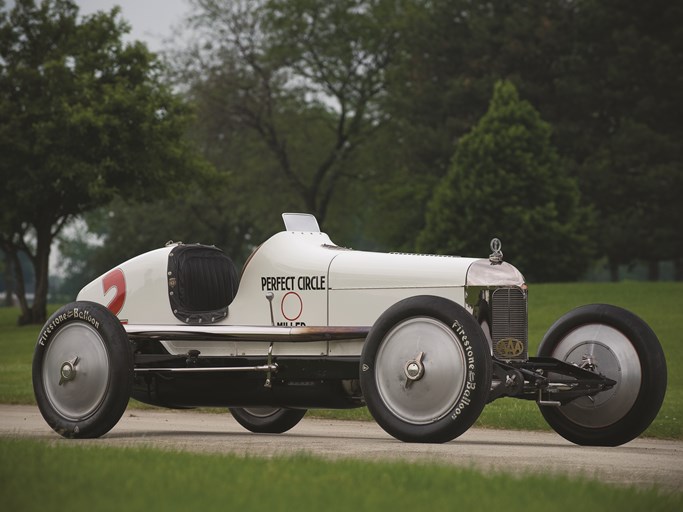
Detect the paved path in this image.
<box><xmin>1</xmin><ymin>404</ymin><xmax>681</xmax><ymax>492</ymax></box>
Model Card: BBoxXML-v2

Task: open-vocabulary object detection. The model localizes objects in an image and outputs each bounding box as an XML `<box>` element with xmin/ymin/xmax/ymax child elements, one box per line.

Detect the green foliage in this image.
<box><xmin>418</xmin><ymin>81</ymin><xmax>594</xmax><ymax>282</ymax></box>
<box><xmin>2</xmin><ymin>439</ymin><xmax>681</xmax><ymax>511</ymax></box>
<box><xmin>579</xmin><ymin>119</ymin><xmax>683</xmax><ymax>274</ymax></box>
<box><xmin>369</xmin><ymin>0</ymin><xmax>575</xmax><ymax>251</ymax></box>
<box><xmin>369</xmin><ymin>0</ymin><xmax>683</xmax><ymax>275</ymax></box>
<box><xmin>0</xmin><ymin>0</ymin><xmax>205</xmax><ymax>323</ymax></box>
<box><xmin>551</xmin><ymin>0</ymin><xmax>683</xmax><ymax>277</ymax></box>
<box><xmin>0</xmin><ymin>0</ymin><xmax>197</xmax><ymax>214</ymax></box>
<box><xmin>177</xmin><ymin>0</ymin><xmax>400</xmax><ymax>231</ymax></box>
<box><xmin>4</xmin><ymin>0</ymin><xmax>678</xmax><ymax>292</ymax></box>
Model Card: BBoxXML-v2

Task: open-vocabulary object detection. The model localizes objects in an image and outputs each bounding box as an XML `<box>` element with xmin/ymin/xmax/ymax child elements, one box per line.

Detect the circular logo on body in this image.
<box><xmin>281</xmin><ymin>292</ymin><xmax>303</xmax><ymax>321</ymax></box>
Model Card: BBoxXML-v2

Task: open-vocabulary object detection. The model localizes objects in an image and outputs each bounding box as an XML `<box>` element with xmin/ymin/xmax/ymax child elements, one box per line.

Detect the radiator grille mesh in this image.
<box><xmin>491</xmin><ymin>287</ymin><xmax>528</xmax><ymax>360</ymax></box>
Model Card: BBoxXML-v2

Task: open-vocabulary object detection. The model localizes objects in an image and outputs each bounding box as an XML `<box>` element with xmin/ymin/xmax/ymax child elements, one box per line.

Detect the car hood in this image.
<box><xmin>328</xmin><ymin>251</ymin><xmax>480</xmax><ymax>290</ymax></box>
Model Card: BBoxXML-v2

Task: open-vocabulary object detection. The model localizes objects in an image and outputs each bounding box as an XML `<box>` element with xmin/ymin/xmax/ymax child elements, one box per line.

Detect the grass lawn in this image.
<box><xmin>1</xmin><ymin>282</ymin><xmax>681</xmax><ymax>438</ymax></box>
<box><xmin>1</xmin><ymin>438</ymin><xmax>680</xmax><ymax>511</ymax></box>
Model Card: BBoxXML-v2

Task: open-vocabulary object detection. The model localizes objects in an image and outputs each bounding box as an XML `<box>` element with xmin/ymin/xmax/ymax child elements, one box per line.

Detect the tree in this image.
<box><xmin>562</xmin><ymin>0</ymin><xmax>683</xmax><ymax>279</ymax></box>
<box><xmin>379</xmin><ymin>0</ymin><xmax>683</xmax><ymax>277</ymax></box>
<box><xmin>579</xmin><ymin>119</ymin><xmax>683</xmax><ymax>280</ymax></box>
<box><xmin>176</xmin><ymin>0</ymin><xmax>399</xmax><ymax>227</ymax></box>
<box><xmin>0</xmin><ymin>0</ymin><xmax>203</xmax><ymax>324</ymax></box>
<box><xmin>1</xmin><ymin>249</ymin><xmax>14</xmax><ymax>306</ymax></box>
<box><xmin>369</xmin><ymin>0</ymin><xmax>576</xmax><ymax>250</ymax></box>
<box><xmin>418</xmin><ymin>81</ymin><xmax>594</xmax><ymax>282</ymax></box>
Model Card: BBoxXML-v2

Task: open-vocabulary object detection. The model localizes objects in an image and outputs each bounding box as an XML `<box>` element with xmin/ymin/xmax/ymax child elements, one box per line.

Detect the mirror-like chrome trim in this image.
<box><xmin>125</xmin><ymin>324</ymin><xmax>369</xmax><ymax>342</ymax></box>
<box><xmin>466</xmin><ymin>259</ymin><xmax>525</xmax><ymax>287</ymax></box>
<box><xmin>134</xmin><ymin>363</ymin><xmax>278</xmax><ymax>373</ymax></box>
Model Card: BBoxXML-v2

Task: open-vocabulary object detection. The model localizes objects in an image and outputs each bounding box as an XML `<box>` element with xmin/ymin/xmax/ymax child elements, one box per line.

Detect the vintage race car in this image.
<box><xmin>33</xmin><ymin>213</ymin><xmax>667</xmax><ymax>445</ymax></box>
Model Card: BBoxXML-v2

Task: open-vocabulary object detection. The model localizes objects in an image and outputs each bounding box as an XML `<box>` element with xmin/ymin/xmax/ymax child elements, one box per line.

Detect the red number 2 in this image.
<box><xmin>102</xmin><ymin>268</ymin><xmax>126</xmax><ymax>316</ymax></box>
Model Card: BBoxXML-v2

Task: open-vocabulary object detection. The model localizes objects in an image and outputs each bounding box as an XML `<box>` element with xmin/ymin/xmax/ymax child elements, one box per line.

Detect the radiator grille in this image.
<box><xmin>491</xmin><ymin>287</ymin><xmax>528</xmax><ymax>360</ymax></box>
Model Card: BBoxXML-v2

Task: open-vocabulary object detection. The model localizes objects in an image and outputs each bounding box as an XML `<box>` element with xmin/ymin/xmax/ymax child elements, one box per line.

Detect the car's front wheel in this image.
<box><xmin>229</xmin><ymin>407</ymin><xmax>307</xmax><ymax>433</ymax></box>
<box><xmin>360</xmin><ymin>296</ymin><xmax>491</xmax><ymax>443</ymax></box>
<box><xmin>538</xmin><ymin>304</ymin><xmax>667</xmax><ymax>446</ymax></box>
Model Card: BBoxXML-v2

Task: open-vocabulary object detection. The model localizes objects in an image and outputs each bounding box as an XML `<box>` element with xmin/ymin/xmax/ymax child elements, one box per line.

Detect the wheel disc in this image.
<box><xmin>551</xmin><ymin>324</ymin><xmax>641</xmax><ymax>428</ymax></box>
<box><xmin>375</xmin><ymin>317</ymin><xmax>467</xmax><ymax>425</ymax></box>
<box><xmin>41</xmin><ymin>323</ymin><xmax>110</xmax><ymax>421</ymax></box>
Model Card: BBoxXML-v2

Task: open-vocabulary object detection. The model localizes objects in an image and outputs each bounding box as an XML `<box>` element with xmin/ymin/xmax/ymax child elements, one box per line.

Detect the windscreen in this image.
<box><xmin>282</xmin><ymin>213</ymin><xmax>320</xmax><ymax>232</ymax></box>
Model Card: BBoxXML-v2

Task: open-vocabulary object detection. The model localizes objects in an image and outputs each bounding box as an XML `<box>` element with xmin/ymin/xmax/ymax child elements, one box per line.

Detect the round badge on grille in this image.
<box><xmin>495</xmin><ymin>338</ymin><xmax>525</xmax><ymax>358</ymax></box>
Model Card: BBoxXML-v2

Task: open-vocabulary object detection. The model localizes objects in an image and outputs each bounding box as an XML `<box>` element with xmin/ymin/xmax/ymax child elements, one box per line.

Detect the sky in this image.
<box><xmin>75</xmin><ymin>0</ymin><xmax>192</xmax><ymax>53</ymax></box>
<box><xmin>4</xmin><ymin>1</ymin><xmax>191</xmax><ymax>52</ymax></box>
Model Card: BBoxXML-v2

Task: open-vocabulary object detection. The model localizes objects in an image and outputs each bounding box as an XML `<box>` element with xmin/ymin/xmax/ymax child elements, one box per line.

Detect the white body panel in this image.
<box><xmin>329</xmin><ymin>252</ymin><xmax>475</xmax><ymax>290</ymax></box>
<box><xmin>77</xmin><ymin>223</ymin><xmax>524</xmax><ymax>357</ymax></box>
<box><xmin>328</xmin><ymin>251</ymin><xmax>476</xmax><ymax>326</ymax></box>
<box><xmin>329</xmin><ymin>287</ymin><xmax>466</xmax><ymax>327</ymax></box>
<box><xmin>228</xmin><ymin>231</ymin><xmax>335</xmax><ymax>327</ymax></box>
<box><xmin>77</xmin><ymin>247</ymin><xmax>177</xmax><ymax>325</ymax></box>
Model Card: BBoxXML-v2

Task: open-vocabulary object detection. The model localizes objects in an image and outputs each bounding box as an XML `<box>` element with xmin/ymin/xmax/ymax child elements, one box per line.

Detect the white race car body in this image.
<box><xmin>78</xmin><ymin>216</ymin><xmax>524</xmax><ymax>357</ymax></box>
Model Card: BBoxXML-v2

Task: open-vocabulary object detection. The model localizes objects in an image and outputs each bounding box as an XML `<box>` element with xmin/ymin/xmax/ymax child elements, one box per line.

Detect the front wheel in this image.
<box><xmin>538</xmin><ymin>304</ymin><xmax>667</xmax><ymax>446</ymax></box>
<box><xmin>360</xmin><ymin>296</ymin><xmax>491</xmax><ymax>443</ymax></box>
<box><xmin>229</xmin><ymin>407</ymin><xmax>307</xmax><ymax>433</ymax></box>
<box><xmin>32</xmin><ymin>301</ymin><xmax>133</xmax><ymax>438</ymax></box>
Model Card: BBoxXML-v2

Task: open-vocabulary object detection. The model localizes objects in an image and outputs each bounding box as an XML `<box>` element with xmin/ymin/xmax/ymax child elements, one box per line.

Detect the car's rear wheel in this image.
<box><xmin>229</xmin><ymin>407</ymin><xmax>307</xmax><ymax>433</ymax></box>
<box><xmin>32</xmin><ymin>301</ymin><xmax>132</xmax><ymax>438</ymax></box>
<box><xmin>360</xmin><ymin>296</ymin><xmax>491</xmax><ymax>443</ymax></box>
<box><xmin>538</xmin><ymin>304</ymin><xmax>667</xmax><ymax>446</ymax></box>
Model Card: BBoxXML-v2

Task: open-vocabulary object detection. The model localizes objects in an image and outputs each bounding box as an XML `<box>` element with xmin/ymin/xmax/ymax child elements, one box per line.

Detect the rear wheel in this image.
<box><xmin>538</xmin><ymin>304</ymin><xmax>667</xmax><ymax>446</ymax></box>
<box><xmin>229</xmin><ymin>407</ymin><xmax>306</xmax><ymax>433</ymax></box>
<box><xmin>360</xmin><ymin>296</ymin><xmax>491</xmax><ymax>443</ymax></box>
<box><xmin>32</xmin><ymin>301</ymin><xmax>132</xmax><ymax>438</ymax></box>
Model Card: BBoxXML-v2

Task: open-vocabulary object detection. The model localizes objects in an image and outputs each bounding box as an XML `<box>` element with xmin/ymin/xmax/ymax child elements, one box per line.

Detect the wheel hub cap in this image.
<box><xmin>404</xmin><ymin>351</ymin><xmax>425</xmax><ymax>383</ymax></box>
<box><xmin>59</xmin><ymin>356</ymin><xmax>79</xmax><ymax>385</ymax></box>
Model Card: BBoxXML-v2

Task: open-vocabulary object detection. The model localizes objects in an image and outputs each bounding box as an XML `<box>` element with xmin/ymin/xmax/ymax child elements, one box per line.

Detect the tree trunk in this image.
<box><xmin>647</xmin><ymin>260</ymin><xmax>660</xmax><ymax>282</ymax></box>
<box><xmin>3</xmin><ymin>251</ymin><xmax>14</xmax><ymax>307</ymax></box>
<box><xmin>608</xmin><ymin>258</ymin><xmax>620</xmax><ymax>282</ymax></box>
<box><xmin>675</xmin><ymin>258</ymin><xmax>683</xmax><ymax>281</ymax></box>
<box><xmin>29</xmin><ymin>224</ymin><xmax>52</xmax><ymax>325</ymax></box>
<box><xmin>5</xmin><ymin>247</ymin><xmax>32</xmax><ymax>325</ymax></box>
